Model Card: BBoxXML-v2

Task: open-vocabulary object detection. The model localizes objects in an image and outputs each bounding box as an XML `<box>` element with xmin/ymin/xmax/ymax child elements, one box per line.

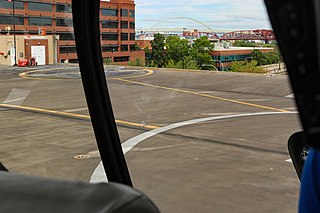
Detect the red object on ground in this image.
<box><xmin>18</xmin><ymin>59</ymin><xmax>29</xmax><ymax>67</ymax></box>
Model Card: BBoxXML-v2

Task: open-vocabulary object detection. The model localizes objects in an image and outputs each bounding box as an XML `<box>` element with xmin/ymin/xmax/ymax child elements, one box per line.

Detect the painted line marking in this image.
<box><xmin>285</xmin><ymin>159</ymin><xmax>293</xmax><ymax>163</ymax></box>
<box><xmin>64</xmin><ymin>107</ymin><xmax>88</xmax><ymax>112</ymax></box>
<box><xmin>286</xmin><ymin>94</ymin><xmax>295</xmax><ymax>98</ymax></box>
<box><xmin>0</xmin><ymin>103</ymin><xmax>159</xmax><ymax>130</ymax></box>
<box><xmin>90</xmin><ymin>111</ymin><xmax>298</xmax><ymax>183</ymax></box>
<box><xmin>199</xmin><ymin>91</ymin><xmax>217</xmax><ymax>94</ymax></box>
<box><xmin>2</xmin><ymin>88</ymin><xmax>30</xmax><ymax>106</ymax></box>
<box><xmin>19</xmin><ymin>67</ymin><xmax>75</xmax><ymax>81</ymax></box>
<box><xmin>113</xmin><ymin>69</ymin><xmax>154</xmax><ymax>79</ymax></box>
<box><xmin>283</xmin><ymin>107</ymin><xmax>297</xmax><ymax>110</ymax></box>
<box><xmin>236</xmin><ymin>99</ymin><xmax>272</xmax><ymax>102</ymax></box>
<box><xmin>2</xmin><ymin>97</ymin><xmax>26</xmax><ymax>103</ymax></box>
<box><xmin>114</xmin><ymin>78</ymin><xmax>290</xmax><ymax>113</ymax></box>
<box><xmin>19</xmin><ymin>68</ymin><xmax>154</xmax><ymax>81</ymax></box>
<box><xmin>200</xmin><ymin>112</ymin><xmax>237</xmax><ymax>116</ymax></box>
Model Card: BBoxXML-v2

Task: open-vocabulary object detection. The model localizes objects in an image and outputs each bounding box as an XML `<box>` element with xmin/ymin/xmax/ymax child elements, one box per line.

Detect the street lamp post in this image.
<box><xmin>10</xmin><ymin>0</ymin><xmax>18</xmax><ymax>66</ymax></box>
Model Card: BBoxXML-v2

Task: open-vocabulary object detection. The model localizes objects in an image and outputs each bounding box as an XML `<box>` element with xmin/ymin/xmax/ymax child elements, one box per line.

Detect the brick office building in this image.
<box><xmin>0</xmin><ymin>0</ymin><xmax>144</xmax><ymax>65</ymax></box>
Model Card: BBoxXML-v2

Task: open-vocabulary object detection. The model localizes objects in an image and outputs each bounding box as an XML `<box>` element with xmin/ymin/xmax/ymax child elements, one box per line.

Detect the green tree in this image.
<box><xmin>233</xmin><ymin>40</ymin><xmax>257</xmax><ymax>47</ymax></box>
<box><xmin>184</xmin><ymin>56</ymin><xmax>198</xmax><ymax>70</ymax></box>
<box><xmin>144</xmin><ymin>46</ymin><xmax>153</xmax><ymax>67</ymax></box>
<box><xmin>230</xmin><ymin>60</ymin><xmax>265</xmax><ymax>73</ymax></box>
<box><xmin>165</xmin><ymin>36</ymin><xmax>191</xmax><ymax>68</ymax></box>
<box><xmin>250</xmin><ymin>49</ymin><xmax>266</xmax><ymax>66</ymax></box>
<box><xmin>150</xmin><ymin>33</ymin><xmax>167</xmax><ymax>68</ymax></box>
<box><xmin>265</xmin><ymin>51</ymin><xmax>280</xmax><ymax>64</ymax></box>
<box><xmin>134</xmin><ymin>42</ymin><xmax>142</xmax><ymax>50</ymax></box>
<box><xmin>128</xmin><ymin>57</ymin><xmax>145</xmax><ymax>66</ymax></box>
<box><xmin>251</xmin><ymin>49</ymin><xmax>280</xmax><ymax>66</ymax></box>
<box><xmin>192</xmin><ymin>36</ymin><xmax>215</xmax><ymax>53</ymax></box>
<box><xmin>191</xmin><ymin>36</ymin><xmax>215</xmax><ymax>69</ymax></box>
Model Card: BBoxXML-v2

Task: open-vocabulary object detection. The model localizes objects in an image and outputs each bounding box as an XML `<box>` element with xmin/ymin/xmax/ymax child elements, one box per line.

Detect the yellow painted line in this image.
<box><xmin>116</xmin><ymin>119</ymin><xmax>159</xmax><ymax>129</ymax></box>
<box><xmin>115</xmin><ymin>78</ymin><xmax>290</xmax><ymax>113</ymax></box>
<box><xmin>0</xmin><ymin>103</ymin><xmax>159</xmax><ymax>129</ymax></box>
<box><xmin>113</xmin><ymin>69</ymin><xmax>154</xmax><ymax>79</ymax></box>
<box><xmin>19</xmin><ymin>68</ymin><xmax>73</xmax><ymax>81</ymax></box>
<box><xmin>20</xmin><ymin>68</ymin><xmax>154</xmax><ymax>81</ymax></box>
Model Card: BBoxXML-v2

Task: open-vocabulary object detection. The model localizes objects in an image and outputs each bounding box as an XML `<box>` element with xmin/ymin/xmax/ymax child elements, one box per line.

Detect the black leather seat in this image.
<box><xmin>0</xmin><ymin>171</ymin><xmax>160</xmax><ymax>213</ymax></box>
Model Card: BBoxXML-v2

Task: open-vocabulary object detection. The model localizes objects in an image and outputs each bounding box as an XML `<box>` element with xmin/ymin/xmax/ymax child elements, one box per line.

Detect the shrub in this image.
<box><xmin>230</xmin><ymin>60</ymin><xmax>266</xmax><ymax>73</ymax></box>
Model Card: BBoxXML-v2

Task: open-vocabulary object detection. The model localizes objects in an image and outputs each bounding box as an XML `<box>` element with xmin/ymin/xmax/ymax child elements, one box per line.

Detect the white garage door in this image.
<box><xmin>31</xmin><ymin>46</ymin><xmax>46</xmax><ymax>65</ymax></box>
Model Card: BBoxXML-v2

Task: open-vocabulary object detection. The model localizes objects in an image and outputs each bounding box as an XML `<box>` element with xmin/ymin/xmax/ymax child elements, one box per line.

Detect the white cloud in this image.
<box><xmin>135</xmin><ymin>0</ymin><xmax>271</xmax><ymax>30</ymax></box>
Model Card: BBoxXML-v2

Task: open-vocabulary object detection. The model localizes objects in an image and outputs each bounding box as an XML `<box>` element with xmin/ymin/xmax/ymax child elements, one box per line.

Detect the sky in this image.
<box><xmin>134</xmin><ymin>0</ymin><xmax>272</xmax><ymax>31</ymax></box>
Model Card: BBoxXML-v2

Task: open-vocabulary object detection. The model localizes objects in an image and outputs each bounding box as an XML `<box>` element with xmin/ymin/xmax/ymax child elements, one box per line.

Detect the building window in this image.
<box><xmin>101</xmin><ymin>21</ymin><xmax>118</xmax><ymax>29</ymax></box>
<box><xmin>56</xmin><ymin>4</ymin><xmax>72</xmax><ymax>13</ymax></box>
<box><xmin>130</xmin><ymin>45</ymin><xmax>135</xmax><ymax>51</ymax></box>
<box><xmin>114</xmin><ymin>56</ymin><xmax>129</xmax><ymax>62</ymax></box>
<box><xmin>0</xmin><ymin>15</ymin><xmax>24</xmax><ymax>25</ymax></box>
<box><xmin>102</xmin><ymin>33</ymin><xmax>118</xmax><ymax>41</ymax></box>
<box><xmin>28</xmin><ymin>30</ymin><xmax>38</xmax><ymax>34</ymax></box>
<box><xmin>56</xmin><ymin>18</ymin><xmax>73</xmax><ymax>27</ymax></box>
<box><xmin>121</xmin><ymin>45</ymin><xmax>128</xmax><ymax>51</ymax></box>
<box><xmin>129</xmin><ymin>10</ymin><xmax>135</xmax><ymax>18</ymax></box>
<box><xmin>130</xmin><ymin>33</ymin><xmax>135</xmax><ymax>40</ymax></box>
<box><xmin>0</xmin><ymin>1</ymin><xmax>24</xmax><ymax>9</ymax></box>
<box><xmin>56</xmin><ymin>32</ymin><xmax>74</xmax><ymax>40</ymax></box>
<box><xmin>120</xmin><ymin>21</ymin><xmax>128</xmax><ymax>29</ymax></box>
<box><xmin>59</xmin><ymin>46</ymin><xmax>77</xmax><ymax>54</ymax></box>
<box><xmin>101</xmin><ymin>45</ymin><xmax>118</xmax><ymax>52</ymax></box>
<box><xmin>28</xmin><ymin>17</ymin><xmax>52</xmax><ymax>26</ymax></box>
<box><xmin>130</xmin><ymin>22</ymin><xmax>135</xmax><ymax>29</ymax></box>
<box><xmin>101</xmin><ymin>9</ymin><xmax>118</xmax><ymax>16</ymax></box>
<box><xmin>121</xmin><ymin>33</ymin><xmax>128</xmax><ymax>40</ymax></box>
<box><xmin>120</xmin><ymin>9</ymin><xmax>128</xmax><ymax>17</ymax></box>
<box><xmin>28</xmin><ymin>2</ymin><xmax>52</xmax><ymax>12</ymax></box>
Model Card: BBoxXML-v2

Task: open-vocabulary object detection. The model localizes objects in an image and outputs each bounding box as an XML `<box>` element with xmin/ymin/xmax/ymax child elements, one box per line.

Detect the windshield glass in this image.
<box><xmin>0</xmin><ymin>0</ymin><xmax>301</xmax><ymax>212</ymax></box>
<box><xmin>0</xmin><ymin>0</ymin><xmax>98</xmax><ymax>181</ymax></box>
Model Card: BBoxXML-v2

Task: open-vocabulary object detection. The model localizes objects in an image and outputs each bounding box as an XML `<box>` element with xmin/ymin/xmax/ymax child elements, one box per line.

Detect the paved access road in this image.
<box><xmin>0</xmin><ymin>64</ymin><xmax>300</xmax><ymax>213</ymax></box>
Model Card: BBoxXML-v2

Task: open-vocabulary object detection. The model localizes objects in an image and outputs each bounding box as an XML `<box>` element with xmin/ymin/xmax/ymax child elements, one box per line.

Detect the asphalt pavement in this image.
<box><xmin>0</xmin><ymin>64</ymin><xmax>300</xmax><ymax>213</ymax></box>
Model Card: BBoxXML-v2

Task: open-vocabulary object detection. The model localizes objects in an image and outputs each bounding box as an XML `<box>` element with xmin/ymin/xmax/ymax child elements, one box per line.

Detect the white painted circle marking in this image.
<box><xmin>90</xmin><ymin>111</ymin><xmax>298</xmax><ymax>183</ymax></box>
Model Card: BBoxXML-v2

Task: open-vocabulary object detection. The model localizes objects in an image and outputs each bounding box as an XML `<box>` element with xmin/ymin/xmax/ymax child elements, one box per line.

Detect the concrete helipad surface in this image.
<box><xmin>0</xmin><ymin>64</ymin><xmax>300</xmax><ymax>213</ymax></box>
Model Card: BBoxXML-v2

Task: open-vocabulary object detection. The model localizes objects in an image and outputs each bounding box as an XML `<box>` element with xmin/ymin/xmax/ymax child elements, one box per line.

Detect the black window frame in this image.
<box><xmin>101</xmin><ymin>45</ymin><xmax>119</xmax><ymax>52</ymax></box>
<box><xmin>121</xmin><ymin>33</ymin><xmax>128</xmax><ymax>41</ymax></box>
<box><xmin>56</xmin><ymin>18</ymin><xmax>73</xmax><ymax>27</ymax></box>
<box><xmin>114</xmin><ymin>56</ymin><xmax>130</xmax><ymax>62</ymax></box>
<box><xmin>120</xmin><ymin>45</ymin><xmax>128</xmax><ymax>51</ymax></box>
<box><xmin>130</xmin><ymin>22</ymin><xmax>135</xmax><ymax>29</ymax></box>
<box><xmin>56</xmin><ymin>4</ymin><xmax>72</xmax><ymax>13</ymax></box>
<box><xmin>101</xmin><ymin>21</ymin><xmax>118</xmax><ymax>29</ymax></box>
<box><xmin>120</xmin><ymin>9</ymin><xmax>128</xmax><ymax>17</ymax></box>
<box><xmin>56</xmin><ymin>32</ymin><xmax>74</xmax><ymax>41</ymax></box>
<box><xmin>130</xmin><ymin>33</ymin><xmax>135</xmax><ymax>40</ymax></box>
<box><xmin>120</xmin><ymin>21</ymin><xmax>128</xmax><ymax>29</ymax></box>
<box><xmin>102</xmin><ymin>33</ymin><xmax>118</xmax><ymax>41</ymax></box>
<box><xmin>0</xmin><ymin>1</ymin><xmax>24</xmax><ymax>9</ymax></box>
<box><xmin>28</xmin><ymin>17</ymin><xmax>52</xmax><ymax>26</ymax></box>
<box><xmin>28</xmin><ymin>2</ymin><xmax>52</xmax><ymax>12</ymax></box>
<box><xmin>130</xmin><ymin>44</ymin><xmax>136</xmax><ymax>51</ymax></box>
<box><xmin>101</xmin><ymin>8</ymin><xmax>118</xmax><ymax>17</ymax></box>
<box><xmin>129</xmin><ymin>9</ymin><xmax>134</xmax><ymax>18</ymax></box>
<box><xmin>0</xmin><ymin>15</ymin><xmax>24</xmax><ymax>25</ymax></box>
<box><xmin>59</xmin><ymin>46</ymin><xmax>77</xmax><ymax>54</ymax></box>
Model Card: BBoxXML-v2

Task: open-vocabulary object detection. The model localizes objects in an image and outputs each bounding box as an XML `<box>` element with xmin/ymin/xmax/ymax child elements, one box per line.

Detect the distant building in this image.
<box><xmin>211</xmin><ymin>47</ymin><xmax>275</xmax><ymax>71</ymax></box>
<box><xmin>0</xmin><ymin>0</ymin><xmax>144</xmax><ymax>65</ymax></box>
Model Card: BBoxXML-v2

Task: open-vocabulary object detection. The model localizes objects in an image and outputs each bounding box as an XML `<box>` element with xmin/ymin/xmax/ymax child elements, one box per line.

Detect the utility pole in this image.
<box><xmin>9</xmin><ymin>0</ymin><xmax>18</xmax><ymax>66</ymax></box>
